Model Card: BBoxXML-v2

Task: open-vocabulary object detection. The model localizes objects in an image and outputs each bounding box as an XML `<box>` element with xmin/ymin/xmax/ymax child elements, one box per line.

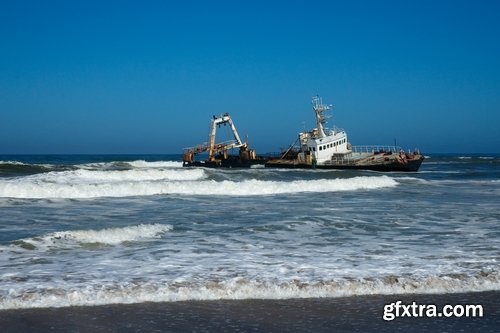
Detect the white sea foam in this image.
<box><xmin>0</xmin><ymin>273</ymin><xmax>498</xmax><ymax>309</ymax></box>
<box><xmin>126</xmin><ymin>160</ymin><xmax>184</xmax><ymax>168</ymax></box>
<box><xmin>0</xmin><ymin>176</ymin><xmax>397</xmax><ymax>199</ymax></box>
<box><xmin>75</xmin><ymin>160</ymin><xmax>183</xmax><ymax>170</ymax></box>
<box><xmin>46</xmin><ymin>168</ymin><xmax>205</xmax><ymax>183</ymax></box>
<box><xmin>0</xmin><ymin>160</ymin><xmax>27</xmax><ymax>165</ymax></box>
<box><xmin>14</xmin><ymin>224</ymin><xmax>173</xmax><ymax>250</ymax></box>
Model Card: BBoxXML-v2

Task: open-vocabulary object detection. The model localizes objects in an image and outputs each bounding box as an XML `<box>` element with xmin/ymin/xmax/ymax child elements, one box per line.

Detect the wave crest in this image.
<box><xmin>13</xmin><ymin>223</ymin><xmax>173</xmax><ymax>249</ymax></box>
<box><xmin>46</xmin><ymin>168</ymin><xmax>205</xmax><ymax>183</ymax></box>
<box><xmin>1</xmin><ymin>272</ymin><xmax>497</xmax><ymax>309</ymax></box>
<box><xmin>0</xmin><ymin>176</ymin><xmax>397</xmax><ymax>199</ymax></box>
<box><xmin>126</xmin><ymin>160</ymin><xmax>184</xmax><ymax>168</ymax></box>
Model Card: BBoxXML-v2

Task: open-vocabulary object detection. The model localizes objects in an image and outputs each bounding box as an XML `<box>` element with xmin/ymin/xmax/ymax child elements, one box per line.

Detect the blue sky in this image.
<box><xmin>1</xmin><ymin>0</ymin><xmax>499</xmax><ymax>154</ymax></box>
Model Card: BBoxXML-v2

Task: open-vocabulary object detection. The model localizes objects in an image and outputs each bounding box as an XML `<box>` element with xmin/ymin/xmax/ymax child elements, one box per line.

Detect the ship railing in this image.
<box><xmin>325</xmin><ymin>127</ymin><xmax>345</xmax><ymax>135</ymax></box>
<box><xmin>183</xmin><ymin>140</ymin><xmax>243</xmax><ymax>154</ymax></box>
<box><xmin>329</xmin><ymin>152</ymin><xmax>359</xmax><ymax>165</ymax></box>
<box><xmin>350</xmin><ymin>145</ymin><xmax>402</xmax><ymax>154</ymax></box>
<box><xmin>183</xmin><ymin>143</ymin><xmax>210</xmax><ymax>154</ymax></box>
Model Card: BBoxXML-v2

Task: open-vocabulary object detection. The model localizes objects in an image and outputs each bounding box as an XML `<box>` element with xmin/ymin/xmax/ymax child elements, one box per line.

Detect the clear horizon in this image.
<box><xmin>1</xmin><ymin>0</ymin><xmax>499</xmax><ymax>155</ymax></box>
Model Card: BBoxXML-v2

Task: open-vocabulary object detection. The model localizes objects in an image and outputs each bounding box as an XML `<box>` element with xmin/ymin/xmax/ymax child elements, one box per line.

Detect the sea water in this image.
<box><xmin>0</xmin><ymin>154</ymin><xmax>498</xmax><ymax>309</ymax></box>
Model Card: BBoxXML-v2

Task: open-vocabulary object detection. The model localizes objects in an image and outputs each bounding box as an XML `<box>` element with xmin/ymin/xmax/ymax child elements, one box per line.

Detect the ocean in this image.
<box><xmin>0</xmin><ymin>154</ymin><xmax>499</xmax><ymax>331</ymax></box>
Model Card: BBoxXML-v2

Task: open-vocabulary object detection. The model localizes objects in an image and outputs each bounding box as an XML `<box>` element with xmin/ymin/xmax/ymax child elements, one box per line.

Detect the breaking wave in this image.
<box><xmin>0</xmin><ymin>161</ymin><xmax>73</xmax><ymax>175</ymax></box>
<box><xmin>0</xmin><ymin>160</ymin><xmax>184</xmax><ymax>176</ymax></box>
<box><xmin>0</xmin><ymin>176</ymin><xmax>397</xmax><ymax>199</ymax></box>
<box><xmin>75</xmin><ymin>160</ymin><xmax>184</xmax><ymax>170</ymax></box>
<box><xmin>1</xmin><ymin>272</ymin><xmax>498</xmax><ymax>309</ymax></box>
<box><xmin>12</xmin><ymin>224</ymin><xmax>173</xmax><ymax>250</ymax></box>
<box><xmin>0</xmin><ymin>160</ymin><xmax>27</xmax><ymax>165</ymax></box>
<box><xmin>42</xmin><ymin>168</ymin><xmax>205</xmax><ymax>183</ymax></box>
<box><xmin>126</xmin><ymin>160</ymin><xmax>184</xmax><ymax>168</ymax></box>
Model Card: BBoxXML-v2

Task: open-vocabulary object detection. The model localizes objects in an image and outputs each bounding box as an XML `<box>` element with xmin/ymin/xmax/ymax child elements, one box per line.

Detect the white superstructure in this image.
<box><xmin>298</xmin><ymin>96</ymin><xmax>351</xmax><ymax>164</ymax></box>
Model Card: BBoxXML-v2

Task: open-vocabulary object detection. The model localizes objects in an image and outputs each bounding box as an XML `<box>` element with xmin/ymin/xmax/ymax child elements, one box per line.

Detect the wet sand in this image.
<box><xmin>1</xmin><ymin>291</ymin><xmax>498</xmax><ymax>333</ymax></box>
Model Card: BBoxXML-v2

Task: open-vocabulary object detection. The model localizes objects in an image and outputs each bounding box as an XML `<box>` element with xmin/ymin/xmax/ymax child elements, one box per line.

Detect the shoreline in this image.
<box><xmin>1</xmin><ymin>291</ymin><xmax>498</xmax><ymax>333</ymax></box>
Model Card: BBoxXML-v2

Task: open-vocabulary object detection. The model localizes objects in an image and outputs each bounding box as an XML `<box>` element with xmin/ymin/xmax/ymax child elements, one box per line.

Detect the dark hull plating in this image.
<box><xmin>183</xmin><ymin>157</ymin><xmax>424</xmax><ymax>171</ymax></box>
<box><xmin>183</xmin><ymin>155</ymin><xmax>268</xmax><ymax>168</ymax></box>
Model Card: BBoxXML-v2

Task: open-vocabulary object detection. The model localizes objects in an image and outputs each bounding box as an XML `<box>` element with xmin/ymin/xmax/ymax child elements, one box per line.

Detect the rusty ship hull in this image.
<box><xmin>183</xmin><ymin>155</ymin><xmax>268</xmax><ymax>168</ymax></box>
<box><xmin>265</xmin><ymin>151</ymin><xmax>424</xmax><ymax>172</ymax></box>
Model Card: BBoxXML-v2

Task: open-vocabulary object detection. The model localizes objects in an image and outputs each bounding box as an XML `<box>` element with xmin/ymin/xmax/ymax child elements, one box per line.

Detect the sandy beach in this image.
<box><xmin>1</xmin><ymin>291</ymin><xmax>498</xmax><ymax>333</ymax></box>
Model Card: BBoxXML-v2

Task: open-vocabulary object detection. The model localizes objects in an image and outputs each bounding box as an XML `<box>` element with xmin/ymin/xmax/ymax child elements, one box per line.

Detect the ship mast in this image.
<box><xmin>311</xmin><ymin>95</ymin><xmax>331</xmax><ymax>138</ymax></box>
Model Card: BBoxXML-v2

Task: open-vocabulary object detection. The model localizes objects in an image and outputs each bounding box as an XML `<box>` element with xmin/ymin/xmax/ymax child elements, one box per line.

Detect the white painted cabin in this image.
<box><xmin>298</xmin><ymin>96</ymin><xmax>352</xmax><ymax>164</ymax></box>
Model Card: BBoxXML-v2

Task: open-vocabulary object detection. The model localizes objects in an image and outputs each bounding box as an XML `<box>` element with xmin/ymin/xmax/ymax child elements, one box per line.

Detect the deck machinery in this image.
<box><xmin>182</xmin><ymin>113</ymin><xmax>265</xmax><ymax>167</ymax></box>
